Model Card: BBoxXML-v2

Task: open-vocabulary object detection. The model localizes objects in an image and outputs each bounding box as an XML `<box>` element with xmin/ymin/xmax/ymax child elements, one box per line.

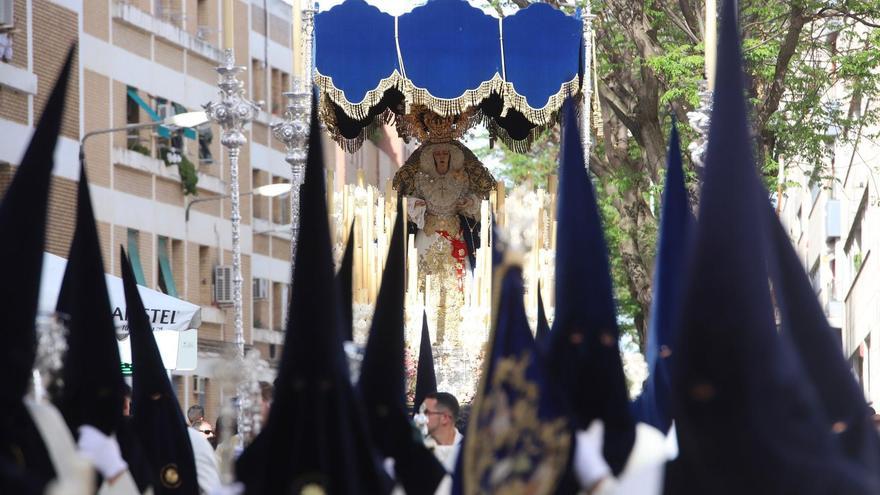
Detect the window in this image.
<box><xmin>127</xmin><ymin>229</ymin><xmax>147</xmax><ymax>285</ymax></box>
<box><xmin>126</xmin><ymin>87</ymin><xmax>141</xmax><ymax>150</ymax></box>
<box><xmin>809</xmin><ymin>258</ymin><xmax>820</xmax><ymax>294</ymax></box>
<box><xmin>157</xmin><ymin>236</ymin><xmax>179</xmax><ymax>297</ymax></box>
<box><xmin>251</xmin><ymin>58</ymin><xmax>265</xmax><ymax>106</ymax></box>
<box><xmin>198</xmin><ymin>126</ymin><xmax>213</xmax><ymax>164</ymax></box>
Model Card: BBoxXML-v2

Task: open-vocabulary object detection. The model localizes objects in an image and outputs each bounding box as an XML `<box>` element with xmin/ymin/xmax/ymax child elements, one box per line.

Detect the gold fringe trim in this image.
<box><xmin>316</xmin><ymin>70</ymin><xmax>582</xmax><ymax>127</ymax></box>
<box><xmin>319</xmin><ymin>92</ymin><xmax>397</xmax><ymax>153</ymax></box>
<box><xmin>398</xmin><ymin>73</ymin><xmax>506</xmax><ymax>118</ymax></box>
<box><xmin>483</xmin><ymin>111</ymin><xmax>561</xmax><ymax>154</ymax></box>
<box><xmin>498</xmin><ymin>74</ymin><xmax>581</xmax><ymax>127</ymax></box>
<box><xmin>314</xmin><ymin>69</ymin><xmax>404</xmax><ymax>121</ymax></box>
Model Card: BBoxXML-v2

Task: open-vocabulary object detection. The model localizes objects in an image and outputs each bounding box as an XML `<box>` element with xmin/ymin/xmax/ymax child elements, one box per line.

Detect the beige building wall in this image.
<box><xmin>0</xmin><ymin>0</ymin><xmax>297</xmax><ymax>424</ymax></box>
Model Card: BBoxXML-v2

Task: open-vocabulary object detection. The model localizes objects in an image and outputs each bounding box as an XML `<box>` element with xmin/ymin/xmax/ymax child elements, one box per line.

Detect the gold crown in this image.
<box><xmin>396</xmin><ymin>104</ymin><xmax>478</xmax><ymax>144</ymax></box>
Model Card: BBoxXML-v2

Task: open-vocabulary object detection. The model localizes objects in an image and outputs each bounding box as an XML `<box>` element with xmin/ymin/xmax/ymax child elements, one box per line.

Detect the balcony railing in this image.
<box><xmin>112</xmin><ymin>1</ymin><xmax>224</xmax><ymax>63</ymax></box>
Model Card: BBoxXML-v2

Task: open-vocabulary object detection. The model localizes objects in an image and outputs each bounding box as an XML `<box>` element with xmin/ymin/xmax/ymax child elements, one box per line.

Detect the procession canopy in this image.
<box><xmin>315</xmin><ymin>0</ymin><xmax>584</xmax><ymax>152</ymax></box>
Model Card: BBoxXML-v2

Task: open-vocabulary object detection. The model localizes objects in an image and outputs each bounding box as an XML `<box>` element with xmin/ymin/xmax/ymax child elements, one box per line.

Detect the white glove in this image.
<box><xmin>384</xmin><ymin>457</ymin><xmax>396</xmax><ymax>478</ymax></box>
<box><xmin>574</xmin><ymin>421</ymin><xmax>612</xmax><ymax>491</ymax></box>
<box><xmin>209</xmin><ymin>482</ymin><xmax>245</xmax><ymax>495</ymax></box>
<box><xmin>76</xmin><ymin>425</ymin><xmax>128</xmax><ymax>481</ymax></box>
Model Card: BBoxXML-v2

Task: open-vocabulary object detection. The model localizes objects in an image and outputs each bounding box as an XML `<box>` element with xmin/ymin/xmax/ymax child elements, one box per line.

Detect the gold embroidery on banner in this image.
<box><xmin>462</xmin><ymin>261</ymin><xmax>571</xmax><ymax>495</ymax></box>
<box><xmin>465</xmin><ymin>352</ymin><xmax>571</xmax><ymax>495</ymax></box>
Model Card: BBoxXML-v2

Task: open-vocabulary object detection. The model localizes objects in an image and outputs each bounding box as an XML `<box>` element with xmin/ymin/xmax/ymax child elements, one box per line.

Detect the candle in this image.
<box><xmin>292</xmin><ymin>0</ymin><xmax>302</xmax><ymax>85</ymax></box>
<box><xmin>223</xmin><ymin>0</ymin><xmax>235</xmax><ymax>51</ymax></box>
<box><xmin>705</xmin><ymin>0</ymin><xmax>717</xmax><ymax>90</ymax></box>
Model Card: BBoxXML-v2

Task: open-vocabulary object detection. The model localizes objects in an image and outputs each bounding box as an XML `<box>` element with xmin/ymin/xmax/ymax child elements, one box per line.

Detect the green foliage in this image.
<box><xmin>475</xmin><ymin>129</ymin><xmax>559</xmax><ymax>187</ymax></box>
<box><xmin>177</xmin><ymin>155</ymin><xmax>199</xmax><ymax>196</ymax></box>
<box><xmin>160</xmin><ymin>147</ymin><xmax>200</xmax><ymax>196</ymax></box>
<box><xmin>128</xmin><ymin>142</ymin><xmax>150</xmax><ymax>156</ymax></box>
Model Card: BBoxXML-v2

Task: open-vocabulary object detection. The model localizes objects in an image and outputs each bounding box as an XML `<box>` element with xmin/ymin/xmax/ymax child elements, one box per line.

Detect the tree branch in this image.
<box><xmin>757</xmin><ymin>5</ymin><xmax>807</xmax><ymax>129</ymax></box>
<box><xmin>661</xmin><ymin>3</ymin><xmax>701</xmax><ymax>43</ymax></box>
<box><xmin>598</xmin><ymin>80</ymin><xmax>640</xmax><ymax>132</ymax></box>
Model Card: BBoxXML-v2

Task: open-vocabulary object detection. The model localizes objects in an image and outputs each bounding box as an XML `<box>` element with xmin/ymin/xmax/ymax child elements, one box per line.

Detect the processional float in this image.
<box><xmin>311</xmin><ymin>0</ymin><xmax>594</xmax><ymax>403</ymax></box>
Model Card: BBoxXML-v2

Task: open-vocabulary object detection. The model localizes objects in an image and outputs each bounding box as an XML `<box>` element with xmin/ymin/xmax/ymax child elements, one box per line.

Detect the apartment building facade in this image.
<box><xmin>0</xmin><ymin>0</ymin><xmax>314</xmax><ymax>423</ymax></box>
<box><xmin>780</xmin><ymin>96</ymin><xmax>880</xmax><ymax>408</ymax></box>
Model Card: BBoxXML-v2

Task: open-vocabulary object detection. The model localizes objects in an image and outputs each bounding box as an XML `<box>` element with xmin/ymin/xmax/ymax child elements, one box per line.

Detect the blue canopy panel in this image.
<box><xmin>397</xmin><ymin>0</ymin><xmax>502</xmax><ymax>115</ymax></box>
<box><xmin>314</xmin><ymin>0</ymin><xmax>400</xmax><ymax>120</ymax></box>
<box><xmin>501</xmin><ymin>4</ymin><xmax>582</xmax><ymax>125</ymax></box>
<box><xmin>314</xmin><ymin>0</ymin><xmax>583</xmax><ymax>153</ymax></box>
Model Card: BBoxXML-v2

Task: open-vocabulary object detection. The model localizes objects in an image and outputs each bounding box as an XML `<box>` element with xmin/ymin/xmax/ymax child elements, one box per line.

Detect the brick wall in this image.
<box><xmin>33</xmin><ymin>0</ymin><xmax>79</xmax><ymax>139</ymax></box>
<box><xmin>114</xmin><ymin>165</ymin><xmax>154</xmax><ymax>199</ymax></box>
<box><xmin>10</xmin><ymin>0</ymin><xmax>28</xmax><ymax>69</ymax></box>
<box><xmin>156</xmin><ymin>177</ymin><xmax>185</xmax><ymax>206</ymax></box>
<box><xmin>155</xmin><ymin>39</ymin><xmax>184</xmax><ymax>72</ymax></box>
<box><xmin>191</xmin><ymin>187</ymin><xmax>222</xmax><ymax>217</ymax></box>
<box><xmin>187</xmin><ymin>52</ymin><xmax>217</xmax><ymax>85</ymax></box>
<box><xmin>84</xmin><ymin>0</ymin><xmax>109</xmax><ymax>40</ymax></box>
<box><xmin>251</xmin><ymin>4</ymin><xmax>265</xmax><ymax>35</ymax></box>
<box><xmin>271</xmin><ymin>281</ymin><xmax>284</xmax><ymax>330</ymax></box>
<box><xmin>112</xmin><ymin>21</ymin><xmax>152</xmax><ymax>61</ymax></box>
<box><xmin>253</xmin><ymin>233</ymin><xmax>269</xmax><ymax>256</ymax></box>
<box><xmin>271</xmin><ymin>237</ymin><xmax>289</xmax><ymax>262</ymax></box>
<box><xmin>251</xmin><ymin>121</ymin><xmax>268</xmax><ymax>146</ymax></box>
<box><xmin>197</xmin><ymin>244</ymin><xmax>216</xmax><ymax>306</ymax></box>
<box><xmin>138</xmin><ymin>229</ymin><xmax>154</xmax><ymax>287</ymax></box>
<box><xmin>45</xmin><ymin>176</ymin><xmax>78</xmax><ymax>257</ymax></box>
<box><xmin>268</xmin><ymin>14</ymin><xmax>289</xmax><ymax>47</ymax></box>
<box><xmin>0</xmin><ymin>88</ymin><xmax>29</xmax><ymax>125</ymax></box>
<box><xmin>97</xmin><ymin>221</ymin><xmax>113</xmax><ymax>271</ymax></box>
<box><xmin>83</xmin><ymin>70</ymin><xmax>112</xmax><ymax>187</ymax></box>
<box><xmin>171</xmin><ymin>238</ymin><xmax>185</xmax><ymax>295</ymax></box>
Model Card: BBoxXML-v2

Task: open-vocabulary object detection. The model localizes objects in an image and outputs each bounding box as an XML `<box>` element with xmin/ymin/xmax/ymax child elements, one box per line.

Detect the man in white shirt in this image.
<box><xmin>421</xmin><ymin>392</ymin><xmax>463</xmax><ymax>473</ymax></box>
<box><xmin>188</xmin><ymin>421</ymin><xmax>221</xmax><ymax>494</ymax></box>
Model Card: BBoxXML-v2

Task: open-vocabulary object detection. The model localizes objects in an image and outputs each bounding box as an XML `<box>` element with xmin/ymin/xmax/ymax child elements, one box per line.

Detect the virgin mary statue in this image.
<box><xmin>392</xmin><ymin>111</ymin><xmax>496</xmax><ymax>342</ymax></box>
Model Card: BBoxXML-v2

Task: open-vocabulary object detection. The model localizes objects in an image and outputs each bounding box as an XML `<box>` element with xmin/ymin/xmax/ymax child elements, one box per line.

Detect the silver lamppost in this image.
<box><xmin>581</xmin><ymin>0</ymin><xmax>595</xmax><ymax>162</ymax></box>
<box><xmin>270</xmin><ymin>1</ymin><xmax>316</xmax><ymax>314</ymax></box>
<box><xmin>203</xmin><ymin>48</ymin><xmax>260</xmax><ymax>451</ymax></box>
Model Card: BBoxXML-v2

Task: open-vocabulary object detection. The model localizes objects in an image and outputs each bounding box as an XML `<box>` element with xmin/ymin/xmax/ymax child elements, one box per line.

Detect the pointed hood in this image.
<box><xmin>767</xmin><ymin>211</ymin><xmax>880</xmax><ymax>477</ymax></box>
<box><xmin>546</xmin><ymin>99</ymin><xmax>634</xmax><ymax>474</ymax></box>
<box><xmin>460</xmin><ymin>239</ymin><xmax>573</xmax><ymax>494</ymax></box>
<box><xmin>358</xmin><ymin>199</ymin><xmax>446</xmax><ymax>493</ymax></box>
<box><xmin>236</xmin><ymin>91</ymin><xmax>390</xmax><ymax>494</ymax></box>
<box><xmin>55</xmin><ymin>163</ymin><xmax>125</xmax><ymax>436</ymax></box>
<box><xmin>0</xmin><ymin>44</ymin><xmax>75</xmax><ymax>492</ymax></box>
<box><xmin>337</xmin><ymin>222</ymin><xmax>355</xmax><ymax>341</ymax></box>
<box><xmin>413</xmin><ymin>311</ymin><xmax>437</xmax><ymax>412</ymax></box>
<box><xmin>359</xmin><ymin>198</ymin><xmax>407</xmax><ymax>432</ymax></box>
<box><xmin>121</xmin><ymin>247</ymin><xmax>199</xmax><ymax>494</ymax></box>
<box><xmin>668</xmin><ymin>0</ymin><xmax>876</xmax><ymax>492</ymax></box>
<box><xmin>632</xmin><ymin>121</ymin><xmax>693</xmax><ymax>434</ymax></box>
<box><xmin>0</xmin><ymin>46</ymin><xmax>75</xmax><ymax>406</ymax></box>
<box><xmin>535</xmin><ymin>285</ymin><xmax>551</xmax><ymax>343</ymax></box>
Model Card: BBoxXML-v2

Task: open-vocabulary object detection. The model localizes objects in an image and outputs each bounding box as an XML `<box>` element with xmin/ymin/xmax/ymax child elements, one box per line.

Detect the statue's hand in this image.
<box><xmin>455</xmin><ymin>196</ymin><xmax>473</xmax><ymax>209</ymax></box>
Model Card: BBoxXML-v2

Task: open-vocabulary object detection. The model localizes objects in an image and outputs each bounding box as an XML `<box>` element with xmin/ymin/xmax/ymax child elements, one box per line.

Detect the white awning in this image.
<box><xmin>38</xmin><ymin>252</ymin><xmax>201</xmax><ymax>371</ymax></box>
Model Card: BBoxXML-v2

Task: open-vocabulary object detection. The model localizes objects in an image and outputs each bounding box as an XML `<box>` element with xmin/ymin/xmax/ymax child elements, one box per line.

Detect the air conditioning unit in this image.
<box><xmin>253</xmin><ymin>278</ymin><xmax>269</xmax><ymax>300</ymax></box>
<box><xmin>214</xmin><ymin>265</ymin><xmax>233</xmax><ymax>304</ymax></box>
<box><xmin>192</xmin><ymin>376</ymin><xmax>205</xmax><ymax>393</ymax></box>
<box><xmin>0</xmin><ymin>0</ymin><xmax>13</xmax><ymax>30</ymax></box>
<box><xmin>156</xmin><ymin>101</ymin><xmax>172</xmax><ymax>120</ymax></box>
